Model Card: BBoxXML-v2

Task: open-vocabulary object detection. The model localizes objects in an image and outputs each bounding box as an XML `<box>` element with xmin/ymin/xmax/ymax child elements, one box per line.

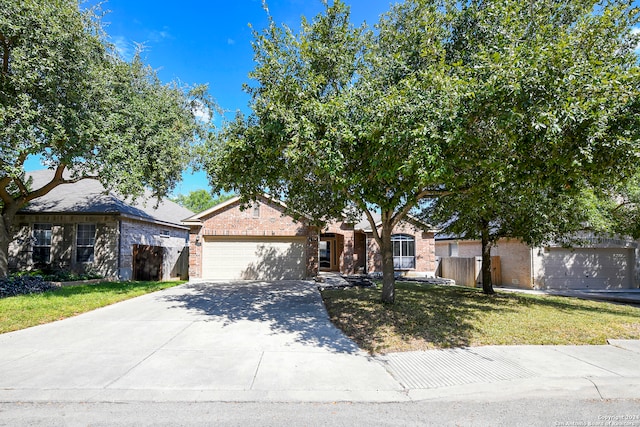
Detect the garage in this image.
<box><xmin>201</xmin><ymin>236</ymin><xmax>307</xmax><ymax>280</ymax></box>
<box><xmin>536</xmin><ymin>247</ymin><xmax>634</xmax><ymax>290</ymax></box>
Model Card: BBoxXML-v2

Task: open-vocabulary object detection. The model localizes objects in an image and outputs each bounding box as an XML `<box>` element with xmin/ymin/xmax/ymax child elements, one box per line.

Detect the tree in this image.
<box><xmin>0</xmin><ymin>0</ymin><xmax>211</xmax><ymax>277</ymax></box>
<box><xmin>172</xmin><ymin>190</ymin><xmax>235</xmax><ymax>213</ymax></box>
<box><xmin>206</xmin><ymin>0</ymin><xmax>639</xmax><ymax>301</ymax></box>
<box><xmin>424</xmin><ymin>0</ymin><xmax>640</xmax><ymax>293</ymax></box>
<box><xmin>205</xmin><ymin>1</ymin><xmax>455</xmax><ymax>303</ymax></box>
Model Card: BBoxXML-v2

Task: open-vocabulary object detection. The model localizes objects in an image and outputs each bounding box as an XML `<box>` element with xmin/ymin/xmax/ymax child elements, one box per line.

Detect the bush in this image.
<box><xmin>15</xmin><ymin>264</ymin><xmax>102</xmax><ymax>282</ymax></box>
<box><xmin>0</xmin><ymin>275</ymin><xmax>56</xmax><ymax>298</ymax></box>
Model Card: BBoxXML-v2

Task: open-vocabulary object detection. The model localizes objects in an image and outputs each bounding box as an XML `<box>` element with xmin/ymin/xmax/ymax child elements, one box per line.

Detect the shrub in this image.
<box><xmin>0</xmin><ymin>275</ymin><xmax>56</xmax><ymax>298</ymax></box>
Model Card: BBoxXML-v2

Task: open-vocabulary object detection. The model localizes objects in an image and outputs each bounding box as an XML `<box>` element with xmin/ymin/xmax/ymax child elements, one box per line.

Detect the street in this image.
<box><xmin>1</xmin><ymin>398</ymin><xmax>639</xmax><ymax>426</ymax></box>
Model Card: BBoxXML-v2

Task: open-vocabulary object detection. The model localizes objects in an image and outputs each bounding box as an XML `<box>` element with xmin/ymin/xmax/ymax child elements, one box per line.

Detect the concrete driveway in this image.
<box><xmin>0</xmin><ymin>281</ymin><xmax>403</xmax><ymax>402</ymax></box>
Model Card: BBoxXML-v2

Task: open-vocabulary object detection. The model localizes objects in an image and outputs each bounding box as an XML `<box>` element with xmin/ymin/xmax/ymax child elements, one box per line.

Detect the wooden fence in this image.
<box><xmin>437</xmin><ymin>256</ymin><xmax>501</xmax><ymax>287</ymax></box>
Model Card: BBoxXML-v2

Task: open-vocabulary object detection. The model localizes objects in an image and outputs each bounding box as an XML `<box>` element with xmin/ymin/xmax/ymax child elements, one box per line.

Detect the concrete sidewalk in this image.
<box><xmin>0</xmin><ymin>281</ymin><xmax>638</xmax><ymax>403</ymax></box>
<box><xmin>497</xmin><ymin>286</ymin><xmax>640</xmax><ymax>306</ymax></box>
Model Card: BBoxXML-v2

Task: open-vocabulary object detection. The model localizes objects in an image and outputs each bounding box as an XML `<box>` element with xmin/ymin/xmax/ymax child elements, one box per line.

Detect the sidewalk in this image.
<box><xmin>0</xmin><ymin>280</ymin><xmax>638</xmax><ymax>403</ymax></box>
<box><xmin>377</xmin><ymin>340</ymin><xmax>640</xmax><ymax>402</ymax></box>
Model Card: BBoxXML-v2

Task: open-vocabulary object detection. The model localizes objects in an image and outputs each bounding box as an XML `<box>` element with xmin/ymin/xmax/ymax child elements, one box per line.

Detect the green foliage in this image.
<box><xmin>206</xmin><ymin>0</ymin><xmax>639</xmax><ymax>300</ymax></box>
<box><xmin>421</xmin><ymin>0</ymin><xmax>640</xmax><ymax>292</ymax></box>
<box><xmin>172</xmin><ymin>190</ymin><xmax>235</xmax><ymax>213</ymax></box>
<box><xmin>0</xmin><ymin>0</ymin><xmax>213</xmax><ymax>277</ymax></box>
<box><xmin>205</xmin><ymin>1</ymin><xmax>456</xmax><ymax>303</ymax></box>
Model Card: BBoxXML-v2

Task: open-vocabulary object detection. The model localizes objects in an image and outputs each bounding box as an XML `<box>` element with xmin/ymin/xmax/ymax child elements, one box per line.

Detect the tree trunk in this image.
<box><xmin>0</xmin><ymin>213</ymin><xmax>12</xmax><ymax>279</ymax></box>
<box><xmin>380</xmin><ymin>218</ymin><xmax>395</xmax><ymax>304</ymax></box>
<box><xmin>480</xmin><ymin>223</ymin><xmax>494</xmax><ymax>295</ymax></box>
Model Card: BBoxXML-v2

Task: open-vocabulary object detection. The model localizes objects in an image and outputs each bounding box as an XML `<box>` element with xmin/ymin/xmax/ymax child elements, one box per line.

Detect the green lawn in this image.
<box><xmin>0</xmin><ymin>281</ymin><xmax>184</xmax><ymax>334</ymax></box>
<box><xmin>321</xmin><ymin>282</ymin><xmax>640</xmax><ymax>354</ymax></box>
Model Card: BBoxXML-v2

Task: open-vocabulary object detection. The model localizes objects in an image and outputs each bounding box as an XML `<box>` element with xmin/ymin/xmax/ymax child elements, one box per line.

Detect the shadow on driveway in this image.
<box><xmin>160</xmin><ymin>280</ymin><xmax>361</xmax><ymax>354</ymax></box>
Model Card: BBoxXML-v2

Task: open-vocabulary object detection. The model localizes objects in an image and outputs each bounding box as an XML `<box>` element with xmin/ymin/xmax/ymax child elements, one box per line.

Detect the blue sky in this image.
<box><xmin>25</xmin><ymin>0</ymin><xmax>393</xmax><ymax>196</ymax></box>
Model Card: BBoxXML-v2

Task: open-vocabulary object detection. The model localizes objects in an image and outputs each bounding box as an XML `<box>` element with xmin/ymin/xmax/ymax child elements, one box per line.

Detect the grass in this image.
<box><xmin>321</xmin><ymin>282</ymin><xmax>640</xmax><ymax>354</ymax></box>
<box><xmin>0</xmin><ymin>280</ymin><xmax>184</xmax><ymax>334</ymax></box>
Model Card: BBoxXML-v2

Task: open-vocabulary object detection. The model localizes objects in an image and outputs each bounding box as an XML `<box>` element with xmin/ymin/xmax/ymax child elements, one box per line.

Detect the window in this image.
<box><xmin>252</xmin><ymin>203</ymin><xmax>260</xmax><ymax>218</ymax></box>
<box><xmin>33</xmin><ymin>224</ymin><xmax>52</xmax><ymax>264</ymax></box>
<box><xmin>392</xmin><ymin>234</ymin><xmax>415</xmax><ymax>269</ymax></box>
<box><xmin>76</xmin><ymin>224</ymin><xmax>96</xmax><ymax>263</ymax></box>
<box><xmin>449</xmin><ymin>242</ymin><xmax>458</xmax><ymax>257</ymax></box>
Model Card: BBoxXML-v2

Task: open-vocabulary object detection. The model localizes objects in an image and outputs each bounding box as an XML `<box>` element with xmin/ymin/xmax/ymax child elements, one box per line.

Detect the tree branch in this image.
<box><xmin>14</xmin><ymin>164</ymin><xmax>75</xmax><ymax>206</ymax></box>
<box><xmin>0</xmin><ymin>33</ymin><xmax>8</xmax><ymax>77</ymax></box>
<box><xmin>0</xmin><ymin>178</ymin><xmax>12</xmax><ymax>205</ymax></box>
<box><xmin>391</xmin><ymin>187</ymin><xmax>451</xmax><ymax>230</ymax></box>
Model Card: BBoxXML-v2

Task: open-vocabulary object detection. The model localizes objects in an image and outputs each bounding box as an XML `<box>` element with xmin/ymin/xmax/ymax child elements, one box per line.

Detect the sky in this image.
<box><xmin>25</xmin><ymin>0</ymin><xmax>394</xmax><ymax>197</ymax></box>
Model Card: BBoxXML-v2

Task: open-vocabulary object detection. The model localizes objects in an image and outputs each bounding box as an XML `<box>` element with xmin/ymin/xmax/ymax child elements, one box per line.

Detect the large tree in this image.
<box><xmin>206</xmin><ymin>0</ymin><xmax>640</xmax><ymax>302</ymax></box>
<box><xmin>0</xmin><ymin>0</ymin><xmax>211</xmax><ymax>277</ymax></box>
<box><xmin>205</xmin><ymin>1</ymin><xmax>455</xmax><ymax>303</ymax></box>
<box><xmin>172</xmin><ymin>190</ymin><xmax>235</xmax><ymax>213</ymax></box>
<box><xmin>425</xmin><ymin>0</ymin><xmax>640</xmax><ymax>293</ymax></box>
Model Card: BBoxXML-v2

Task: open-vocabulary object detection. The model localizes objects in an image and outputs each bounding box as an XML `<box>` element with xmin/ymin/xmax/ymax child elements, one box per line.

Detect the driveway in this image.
<box><xmin>0</xmin><ymin>281</ymin><xmax>403</xmax><ymax>402</ymax></box>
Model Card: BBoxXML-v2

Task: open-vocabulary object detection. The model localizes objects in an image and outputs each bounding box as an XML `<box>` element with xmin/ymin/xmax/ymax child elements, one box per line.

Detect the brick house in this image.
<box><xmin>183</xmin><ymin>195</ymin><xmax>437</xmax><ymax>280</ymax></box>
<box><xmin>8</xmin><ymin>170</ymin><xmax>193</xmax><ymax>281</ymax></box>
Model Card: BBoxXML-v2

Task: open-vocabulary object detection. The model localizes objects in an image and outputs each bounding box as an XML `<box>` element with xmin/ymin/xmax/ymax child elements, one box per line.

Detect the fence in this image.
<box><xmin>437</xmin><ymin>256</ymin><xmax>501</xmax><ymax>287</ymax></box>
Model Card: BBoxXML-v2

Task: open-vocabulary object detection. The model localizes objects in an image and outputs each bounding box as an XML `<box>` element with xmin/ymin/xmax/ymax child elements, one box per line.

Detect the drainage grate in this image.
<box><xmin>376</xmin><ymin>347</ymin><xmax>537</xmax><ymax>389</ymax></box>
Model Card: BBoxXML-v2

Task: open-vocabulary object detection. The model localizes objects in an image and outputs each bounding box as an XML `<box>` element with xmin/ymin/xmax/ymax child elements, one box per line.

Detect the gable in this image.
<box><xmin>194</xmin><ymin>196</ymin><xmax>310</xmax><ymax>237</ymax></box>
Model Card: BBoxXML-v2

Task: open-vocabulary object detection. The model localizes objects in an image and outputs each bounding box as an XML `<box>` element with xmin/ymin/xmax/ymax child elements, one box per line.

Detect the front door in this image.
<box><xmin>319</xmin><ymin>239</ymin><xmax>332</xmax><ymax>270</ymax></box>
<box><xmin>319</xmin><ymin>235</ymin><xmax>338</xmax><ymax>271</ymax></box>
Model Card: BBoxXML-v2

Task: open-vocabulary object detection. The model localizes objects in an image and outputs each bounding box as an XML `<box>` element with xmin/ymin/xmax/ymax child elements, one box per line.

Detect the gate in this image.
<box><xmin>133</xmin><ymin>245</ymin><xmax>163</xmax><ymax>281</ymax></box>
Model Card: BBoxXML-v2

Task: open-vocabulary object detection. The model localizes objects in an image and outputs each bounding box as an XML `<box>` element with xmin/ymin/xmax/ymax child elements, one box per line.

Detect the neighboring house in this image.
<box><xmin>183</xmin><ymin>195</ymin><xmax>437</xmax><ymax>281</ymax></box>
<box><xmin>435</xmin><ymin>235</ymin><xmax>640</xmax><ymax>290</ymax></box>
<box><xmin>8</xmin><ymin>170</ymin><xmax>193</xmax><ymax>281</ymax></box>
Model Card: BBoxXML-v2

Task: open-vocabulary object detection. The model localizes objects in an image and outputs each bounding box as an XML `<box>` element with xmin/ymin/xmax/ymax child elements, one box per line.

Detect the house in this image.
<box><xmin>8</xmin><ymin>170</ymin><xmax>193</xmax><ymax>281</ymax></box>
<box><xmin>182</xmin><ymin>195</ymin><xmax>437</xmax><ymax>281</ymax></box>
<box><xmin>435</xmin><ymin>235</ymin><xmax>640</xmax><ymax>290</ymax></box>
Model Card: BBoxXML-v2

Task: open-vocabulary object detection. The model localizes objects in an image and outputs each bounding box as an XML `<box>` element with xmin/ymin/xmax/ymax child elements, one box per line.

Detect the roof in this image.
<box><xmin>182</xmin><ymin>194</ymin><xmax>311</xmax><ymax>224</ymax></box>
<box><xmin>354</xmin><ymin>212</ymin><xmax>436</xmax><ymax>233</ymax></box>
<box><xmin>19</xmin><ymin>170</ymin><xmax>194</xmax><ymax>229</ymax></box>
<box><xmin>182</xmin><ymin>193</ymin><xmax>435</xmax><ymax>232</ymax></box>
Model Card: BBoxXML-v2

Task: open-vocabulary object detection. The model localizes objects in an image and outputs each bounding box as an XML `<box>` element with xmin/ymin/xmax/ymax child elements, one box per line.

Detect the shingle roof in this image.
<box><xmin>354</xmin><ymin>212</ymin><xmax>435</xmax><ymax>232</ymax></box>
<box><xmin>19</xmin><ymin>170</ymin><xmax>194</xmax><ymax>228</ymax></box>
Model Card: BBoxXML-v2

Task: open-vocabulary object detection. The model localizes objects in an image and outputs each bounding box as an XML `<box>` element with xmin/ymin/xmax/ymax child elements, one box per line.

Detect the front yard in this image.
<box><xmin>321</xmin><ymin>281</ymin><xmax>640</xmax><ymax>354</ymax></box>
<box><xmin>0</xmin><ymin>281</ymin><xmax>184</xmax><ymax>334</ymax></box>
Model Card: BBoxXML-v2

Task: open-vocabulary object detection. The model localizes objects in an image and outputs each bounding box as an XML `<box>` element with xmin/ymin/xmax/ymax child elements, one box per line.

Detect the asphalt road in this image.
<box><xmin>1</xmin><ymin>398</ymin><xmax>640</xmax><ymax>426</ymax></box>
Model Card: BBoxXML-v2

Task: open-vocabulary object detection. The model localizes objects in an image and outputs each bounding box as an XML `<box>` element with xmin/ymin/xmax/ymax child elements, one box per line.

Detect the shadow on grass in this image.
<box><xmin>160</xmin><ymin>281</ymin><xmax>362</xmax><ymax>354</ymax></box>
<box><xmin>321</xmin><ymin>282</ymin><xmax>640</xmax><ymax>353</ymax></box>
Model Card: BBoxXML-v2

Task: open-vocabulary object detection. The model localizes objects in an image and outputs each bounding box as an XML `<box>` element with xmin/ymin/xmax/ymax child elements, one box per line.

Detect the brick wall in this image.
<box><xmin>365</xmin><ymin>222</ymin><xmax>436</xmax><ymax>275</ymax></box>
<box><xmin>9</xmin><ymin>214</ymin><xmax>119</xmax><ymax>278</ymax></box>
<box><xmin>9</xmin><ymin>214</ymin><xmax>188</xmax><ymax>281</ymax></box>
<box><xmin>119</xmin><ymin>218</ymin><xmax>189</xmax><ymax>281</ymax></box>
<box><xmin>188</xmin><ymin>198</ymin><xmax>316</xmax><ymax>278</ymax></box>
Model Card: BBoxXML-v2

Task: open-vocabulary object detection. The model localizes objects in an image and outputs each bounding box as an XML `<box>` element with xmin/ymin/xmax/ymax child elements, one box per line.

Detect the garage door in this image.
<box><xmin>539</xmin><ymin>248</ymin><xmax>633</xmax><ymax>290</ymax></box>
<box><xmin>202</xmin><ymin>237</ymin><xmax>307</xmax><ymax>280</ymax></box>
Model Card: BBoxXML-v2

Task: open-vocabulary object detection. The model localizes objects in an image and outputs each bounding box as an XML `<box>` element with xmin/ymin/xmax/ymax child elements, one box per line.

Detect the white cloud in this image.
<box><xmin>111</xmin><ymin>35</ymin><xmax>134</xmax><ymax>60</ymax></box>
<box><xmin>632</xmin><ymin>28</ymin><xmax>640</xmax><ymax>51</ymax></box>
<box><xmin>227</xmin><ymin>38</ymin><xmax>236</xmax><ymax>45</ymax></box>
<box><xmin>192</xmin><ymin>100</ymin><xmax>212</xmax><ymax>123</ymax></box>
<box><xmin>148</xmin><ymin>27</ymin><xmax>172</xmax><ymax>43</ymax></box>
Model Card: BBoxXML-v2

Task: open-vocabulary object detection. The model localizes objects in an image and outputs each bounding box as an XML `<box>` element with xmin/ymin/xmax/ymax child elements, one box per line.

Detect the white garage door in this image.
<box><xmin>539</xmin><ymin>248</ymin><xmax>633</xmax><ymax>290</ymax></box>
<box><xmin>202</xmin><ymin>237</ymin><xmax>307</xmax><ymax>280</ymax></box>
